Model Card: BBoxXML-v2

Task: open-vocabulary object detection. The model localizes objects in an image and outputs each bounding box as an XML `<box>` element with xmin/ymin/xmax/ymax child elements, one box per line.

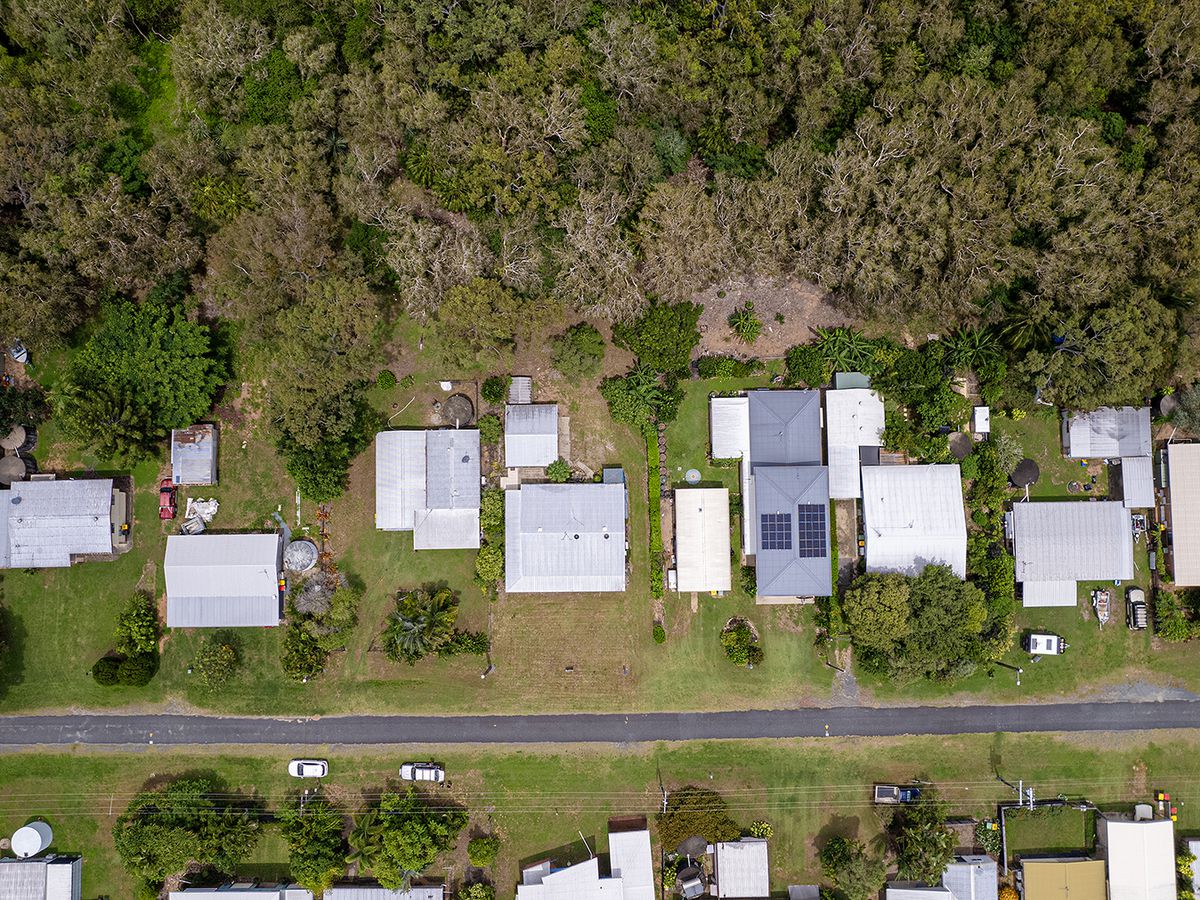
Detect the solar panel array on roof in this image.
<box><xmin>795</xmin><ymin>504</ymin><xmax>827</xmax><ymax>558</ymax></box>
<box><xmin>759</xmin><ymin>513</ymin><xmax>791</xmax><ymax>550</ymax></box>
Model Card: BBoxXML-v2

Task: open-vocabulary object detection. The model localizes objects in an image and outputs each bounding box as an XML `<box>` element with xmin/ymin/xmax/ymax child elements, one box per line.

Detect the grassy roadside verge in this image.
<box><xmin>2</xmin><ymin>731</ymin><xmax>1198</xmax><ymax>898</ymax></box>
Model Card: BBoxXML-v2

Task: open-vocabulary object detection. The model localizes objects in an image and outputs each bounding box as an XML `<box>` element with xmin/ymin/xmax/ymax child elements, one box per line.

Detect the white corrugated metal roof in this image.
<box><xmin>674</xmin><ymin>488</ymin><xmax>731</xmax><ymax>592</ymax></box>
<box><xmin>861</xmin><ymin>466</ymin><xmax>967</xmax><ymax>578</ymax></box>
<box><xmin>0</xmin><ymin>856</ymin><xmax>81</xmax><ymax>900</ymax></box>
<box><xmin>171</xmin><ymin>424</ymin><xmax>217</xmax><ymax>485</ymax></box>
<box><xmin>505</xmin><ymin>404</ymin><xmax>559</xmax><ymax>467</ymax></box>
<box><xmin>1104</xmin><ymin>819</ymin><xmax>1175</xmax><ymax>900</ymax></box>
<box><xmin>5</xmin><ymin>479</ymin><xmax>113</xmax><ymax>568</ymax></box>
<box><xmin>1012</xmin><ymin>501</ymin><xmax>1133</xmax><ymax>596</ymax></box>
<box><xmin>1168</xmin><ymin>444</ymin><xmax>1200</xmax><ymax>586</ymax></box>
<box><xmin>714</xmin><ymin>839</ymin><xmax>769</xmax><ymax>899</ymax></box>
<box><xmin>1120</xmin><ymin>456</ymin><xmax>1154</xmax><ymax>508</ymax></box>
<box><xmin>943</xmin><ymin>856</ymin><xmax>998</xmax><ymax>900</ymax></box>
<box><xmin>425</xmin><ymin>429</ymin><xmax>480</xmax><ymax>510</ymax></box>
<box><xmin>608</xmin><ymin>829</ymin><xmax>655</xmax><ymax>900</ymax></box>
<box><xmin>164</xmin><ymin>534</ymin><xmax>281</xmax><ymax>628</ymax></box>
<box><xmin>171</xmin><ymin>889</ymin><xmax>314</xmax><ymax>899</ymax></box>
<box><xmin>1067</xmin><ymin>407</ymin><xmax>1151</xmax><ymax>458</ymax></box>
<box><xmin>516</xmin><ymin>857</ymin><xmax>625</xmax><ymax>900</ymax></box>
<box><xmin>324</xmin><ymin>887</ymin><xmax>442</xmax><ymax>900</ymax></box>
<box><xmin>505</xmin><ymin>483</ymin><xmax>626</xmax><ymax>592</ymax></box>
<box><xmin>509</xmin><ymin>376</ymin><xmax>533</xmax><ymax>404</ymax></box>
<box><xmin>413</xmin><ymin>508</ymin><xmax>480</xmax><ymax>549</ymax></box>
<box><xmin>886</xmin><ymin>889</ymin><xmax>953</xmax><ymax>900</ymax></box>
<box><xmin>375</xmin><ymin>431</ymin><xmax>426</xmax><ymax>531</ymax></box>
<box><xmin>1020</xmin><ymin>580</ymin><xmax>1078</xmax><ymax>607</ymax></box>
<box><xmin>825</xmin><ymin>389</ymin><xmax>884</xmax><ymax>499</ymax></box>
<box><xmin>710</xmin><ymin>397</ymin><xmax>750</xmax><ymax>460</ymax></box>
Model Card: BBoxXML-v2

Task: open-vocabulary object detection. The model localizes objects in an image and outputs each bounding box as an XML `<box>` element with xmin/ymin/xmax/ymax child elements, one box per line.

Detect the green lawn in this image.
<box><xmin>992</xmin><ymin>408</ymin><xmax>1107</xmax><ymax>499</ymax></box>
<box><xmin>1005</xmin><ymin>806</ymin><xmax>1096</xmax><ymax>860</ymax></box>
<box><xmin>2</xmin><ymin>732</ymin><xmax>1197</xmax><ymax>899</ymax></box>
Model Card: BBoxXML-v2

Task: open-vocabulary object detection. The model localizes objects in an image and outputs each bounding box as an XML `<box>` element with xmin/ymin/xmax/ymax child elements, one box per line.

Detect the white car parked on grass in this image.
<box><xmin>400</xmin><ymin>762</ymin><xmax>445</xmax><ymax>783</ymax></box>
<box><xmin>288</xmin><ymin>759</ymin><xmax>328</xmax><ymax>778</ymax></box>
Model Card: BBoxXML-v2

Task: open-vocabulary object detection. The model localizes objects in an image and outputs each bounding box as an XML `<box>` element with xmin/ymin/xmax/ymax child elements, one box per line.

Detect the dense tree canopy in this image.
<box><xmin>4</xmin><ymin>0</ymin><xmax>1200</xmax><ymax>420</ymax></box>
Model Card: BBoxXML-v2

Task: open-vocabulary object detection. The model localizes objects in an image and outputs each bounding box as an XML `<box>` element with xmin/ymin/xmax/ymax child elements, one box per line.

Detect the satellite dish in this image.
<box><xmin>685</xmin><ymin>469</ymin><xmax>702</xmax><ymax>484</ymax></box>
<box><xmin>12</xmin><ymin>821</ymin><xmax>52</xmax><ymax>858</ymax></box>
<box><xmin>676</xmin><ymin>835</ymin><xmax>709</xmax><ymax>858</ymax></box>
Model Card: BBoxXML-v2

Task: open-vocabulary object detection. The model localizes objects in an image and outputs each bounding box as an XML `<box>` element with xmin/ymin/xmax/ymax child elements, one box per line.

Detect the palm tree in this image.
<box><xmin>943</xmin><ymin>326</ymin><xmax>1002</xmax><ymax>371</ymax></box>
<box><xmin>815</xmin><ymin>326</ymin><xmax>876</xmax><ymax>373</ymax></box>
<box><xmin>381</xmin><ymin>587</ymin><xmax>459</xmax><ymax>664</ymax></box>
<box><xmin>346</xmin><ymin>808</ymin><xmax>385</xmax><ymax>870</ymax></box>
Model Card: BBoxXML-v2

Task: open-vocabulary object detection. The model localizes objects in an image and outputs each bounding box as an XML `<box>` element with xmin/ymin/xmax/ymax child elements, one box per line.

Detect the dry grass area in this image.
<box><xmin>693</xmin><ymin>275</ymin><xmax>849</xmax><ymax>358</ymax></box>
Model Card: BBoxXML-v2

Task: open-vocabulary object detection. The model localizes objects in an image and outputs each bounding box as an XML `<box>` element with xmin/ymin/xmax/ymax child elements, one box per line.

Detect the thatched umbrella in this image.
<box><xmin>0</xmin><ymin>426</ymin><xmax>26</xmax><ymax>451</ymax></box>
<box><xmin>0</xmin><ymin>455</ymin><xmax>27</xmax><ymax>485</ymax></box>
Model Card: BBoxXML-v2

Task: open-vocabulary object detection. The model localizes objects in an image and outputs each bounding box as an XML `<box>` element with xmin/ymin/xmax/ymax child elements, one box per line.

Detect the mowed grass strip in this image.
<box><xmin>1</xmin><ymin>732</ymin><xmax>1198</xmax><ymax>899</ymax></box>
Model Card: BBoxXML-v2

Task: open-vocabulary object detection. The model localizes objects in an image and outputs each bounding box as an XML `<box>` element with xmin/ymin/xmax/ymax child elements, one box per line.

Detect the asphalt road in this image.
<box><xmin>0</xmin><ymin>700</ymin><xmax>1198</xmax><ymax>746</ymax></box>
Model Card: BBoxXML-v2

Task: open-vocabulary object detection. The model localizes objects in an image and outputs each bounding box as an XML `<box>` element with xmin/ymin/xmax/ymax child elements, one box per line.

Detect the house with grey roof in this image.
<box><xmin>505</xmin><ymin>403</ymin><xmax>559</xmax><ymax>468</ymax></box>
<box><xmin>1</xmin><ymin>478</ymin><xmax>126</xmax><ymax>569</ymax></box>
<box><xmin>0</xmin><ymin>854</ymin><xmax>81</xmax><ymax>900</ymax></box>
<box><xmin>171</xmin><ymin>424</ymin><xmax>217</xmax><ymax>485</ymax></box>
<box><xmin>708</xmin><ymin>390</ymin><xmax>830</xmax><ymax>601</ymax></box>
<box><xmin>753</xmin><ymin>467</ymin><xmax>832</xmax><ymax>599</ymax></box>
<box><xmin>1010</xmin><ymin>500</ymin><xmax>1133</xmax><ymax>607</ymax></box>
<box><xmin>712</xmin><ymin>838</ymin><xmax>770</xmax><ymax>899</ymax></box>
<box><xmin>505</xmin><ymin>482</ymin><xmax>626</xmax><ymax>593</ymax></box>
<box><xmin>1064</xmin><ymin>407</ymin><xmax>1154</xmax><ymax>508</ymax></box>
<box><xmin>164</xmin><ymin>533</ymin><xmax>283</xmax><ymax>628</ymax></box>
<box><xmin>375</xmin><ymin>429</ymin><xmax>481</xmax><ymax>549</ymax></box>
<box><xmin>170</xmin><ymin>887</ymin><xmax>312</xmax><ymax>899</ymax></box>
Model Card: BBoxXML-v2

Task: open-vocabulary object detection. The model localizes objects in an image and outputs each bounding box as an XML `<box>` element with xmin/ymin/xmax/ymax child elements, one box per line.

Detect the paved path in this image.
<box><xmin>0</xmin><ymin>700</ymin><xmax>1197</xmax><ymax>746</ymax></box>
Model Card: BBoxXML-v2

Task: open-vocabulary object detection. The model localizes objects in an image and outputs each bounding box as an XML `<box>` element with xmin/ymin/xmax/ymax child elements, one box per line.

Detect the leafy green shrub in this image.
<box><xmin>461</xmin><ymin>885</ymin><xmax>495</xmax><ymax>900</ymax></box>
<box><xmin>720</xmin><ymin>619</ymin><xmax>762</xmax><ymax>666</ymax></box>
<box><xmin>975</xmin><ymin>820</ymin><xmax>1001</xmax><ymax>856</ymax></box>
<box><xmin>546</xmin><ymin>458</ymin><xmax>571</xmax><ymax>482</ymax></box>
<box><xmin>242</xmin><ymin>48</ymin><xmax>305</xmax><ymax>126</ymax></box>
<box><xmin>481</xmin><ymin>489</ymin><xmax>504</xmax><ymax>535</ymax></box>
<box><xmin>475</xmin><ymin>542</ymin><xmax>504</xmax><ymax>585</ymax></box>
<box><xmin>1156</xmin><ymin>591</ymin><xmax>1199</xmax><ymax>642</ymax></box>
<box><xmin>785</xmin><ymin>344</ymin><xmax>829</xmax><ymax>387</ymax></box>
<box><xmin>653</xmin><ymin>623</ymin><xmax>666</xmax><ymax>644</ymax></box>
<box><xmin>482</xmin><ymin>376</ymin><xmax>510</xmax><ymax>405</ymax></box>
<box><xmin>282</xmin><ymin>623</ymin><xmax>327</xmax><ymax>681</ymax></box>
<box><xmin>278</xmin><ymin>795</ymin><xmax>346</xmax><ymax>893</ymax></box>
<box><xmin>468</xmin><ymin>834</ymin><xmax>501</xmax><ymax>867</ymax></box>
<box><xmin>376</xmin><ymin>370</ymin><xmax>397</xmax><ymax>389</ymax></box>
<box><xmin>728</xmin><ymin>302</ymin><xmax>762</xmax><ymax>343</ymax></box>
<box><xmin>92</xmin><ymin>656</ymin><xmax>120</xmax><ymax>686</ymax></box>
<box><xmin>114</xmin><ymin>595</ymin><xmax>159</xmax><ymax>657</ymax></box>
<box><xmin>478</xmin><ymin>413</ymin><xmax>501</xmax><ymax>444</ymax></box>
<box><xmin>612</xmin><ymin>302</ymin><xmax>702</xmax><ymax>375</ymax></box>
<box><xmin>696</xmin><ymin>355</ymin><xmax>761</xmax><ymax>379</ymax></box>
<box><xmin>550</xmin><ymin>323</ymin><xmax>606</xmax><ymax>379</ymax></box>
<box><xmin>748</xmin><ymin>820</ymin><xmax>773</xmax><ymax>839</ymax></box>
<box><xmin>438</xmin><ymin>629</ymin><xmax>490</xmax><ymax>656</ymax></box>
<box><xmin>959</xmin><ymin>453</ymin><xmax>980</xmax><ymax>481</ymax></box>
<box><xmin>117</xmin><ymin>652</ymin><xmax>158</xmax><ymax>686</ymax></box>
<box><xmin>194</xmin><ymin>633</ymin><xmax>239</xmax><ymax>692</ymax></box>
<box><xmin>739</xmin><ymin>565</ymin><xmax>756</xmax><ymax>596</ymax></box>
<box><xmin>657</xmin><ymin>786</ymin><xmax>741</xmax><ymax>849</ymax></box>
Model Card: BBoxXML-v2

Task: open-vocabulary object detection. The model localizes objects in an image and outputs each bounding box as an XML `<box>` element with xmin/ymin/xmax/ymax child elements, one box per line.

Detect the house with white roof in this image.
<box><xmin>1101</xmin><ymin>817</ymin><xmax>1176</xmax><ymax>900</ymax></box>
<box><xmin>712</xmin><ymin>838</ymin><xmax>769</xmax><ymax>899</ymax></box>
<box><xmin>1167</xmin><ymin>443</ymin><xmax>1200</xmax><ymax>586</ymax></box>
<box><xmin>164</xmin><ymin>533</ymin><xmax>283</xmax><ymax>628</ymax></box>
<box><xmin>941</xmin><ymin>855</ymin><xmax>998</xmax><ymax>900</ymax></box>
<box><xmin>505</xmin><ymin>482</ymin><xmax>626</xmax><ymax>592</ymax></box>
<box><xmin>505</xmin><ymin>403</ymin><xmax>559</xmax><ymax>468</ymax></box>
<box><xmin>674</xmin><ymin>487</ymin><xmax>731</xmax><ymax>593</ymax></box>
<box><xmin>0</xmin><ymin>478</ymin><xmax>126</xmax><ymax>569</ymax></box>
<box><xmin>825</xmin><ymin>386</ymin><xmax>884</xmax><ymax>499</ymax></box>
<box><xmin>325</xmin><ymin>887</ymin><xmax>444</xmax><ymax>900</ymax></box>
<box><xmin>516</xmin><ymin>824</ymin><xmax>653</xmax><ymax>900</ymax></box>
<box><xmin>1010</xmin><ymin>500</ymin><xmax>1134</xmax><ymax>606</ymax></box>
<box><xmin>375</xmin><ymin>429</ymin><xmax>481</xmax><ymax>549</ymax></box>
<box><xmin>885</xmin><ymin>889</ymin><xmax>951</xmax><ymax>900</ymax></box>
<box><xmin>0</xmin><ymin>854</ymin><xmax>81</xmax><ymax>900</ymax></box>
<box><xmin>1065</xmin><ymin>406</ymin><xmax>1154</xmax><ymax>508</ymax></box>
<box><xmin>861</xmin><ymin>465</ymin><xmax>967</xmax><ymax>578</ymax></box>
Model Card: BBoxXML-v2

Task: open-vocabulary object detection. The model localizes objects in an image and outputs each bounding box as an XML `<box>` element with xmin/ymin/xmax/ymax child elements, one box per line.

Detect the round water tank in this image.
<box><xmin>12</xmin><ymin>821</ymin><xmax>52</xmax><ymax>858</ymax></box>
<box><xmin>283</xmin><ymin>539</ymin><xmax>319</xmax><ymax>573</ymax></box>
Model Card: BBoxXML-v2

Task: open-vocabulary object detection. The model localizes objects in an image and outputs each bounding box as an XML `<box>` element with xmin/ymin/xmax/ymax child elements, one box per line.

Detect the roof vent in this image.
<box><xmin>574</xmin><ymin>533</ymin><xmax>580</xmax><ymax>540</ymax></box>
<box><xmin>461</xmin><ymin>455</ymin><xmax>470</xmax><ymax>463</ymax></box>
<box><xmin>10</xmin><ymin>495</ymin><xmax>20</xmax><ymax>504</ymax></box>
<box><xmin>603</xmin><ymin>533</ymin><xmax>610</xmax><ymax>540</ymax></box>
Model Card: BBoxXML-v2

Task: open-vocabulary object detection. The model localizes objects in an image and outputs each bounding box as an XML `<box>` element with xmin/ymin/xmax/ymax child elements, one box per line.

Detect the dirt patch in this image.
<box><xmin>1129</xmin><ymin>759</ymin><xmax>1149</xmax><ymax>797</ymax></box>
<box><xmin>693</xmin><ymin>276</ymin><xmax>850</xmax><ymax>359</ymax></box>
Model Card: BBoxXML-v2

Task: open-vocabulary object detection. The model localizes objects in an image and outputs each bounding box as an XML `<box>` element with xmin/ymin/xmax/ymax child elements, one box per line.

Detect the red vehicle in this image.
<box><xmin>158</xmin><ymin>479</ymin><xmax>177</xmax><ymax>520</ymax></box>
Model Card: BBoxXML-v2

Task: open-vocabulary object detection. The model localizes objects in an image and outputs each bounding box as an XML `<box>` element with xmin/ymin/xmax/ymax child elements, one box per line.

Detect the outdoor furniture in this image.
<box><xmin>0</xmin><ymin>425</ymin><xmax>25</xmax><ymax>451</ymax></box>
<box><xmin>0</xmin><ymin>454</ymin><xmax>27</xmax><ymax>485</ymax></box>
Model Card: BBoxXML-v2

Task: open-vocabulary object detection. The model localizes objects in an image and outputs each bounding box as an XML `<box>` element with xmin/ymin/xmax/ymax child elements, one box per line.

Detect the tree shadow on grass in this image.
<box><xmin>0</xmin><ymin>598</ymin><xmax>28</xmax><ymax>703</ymax></box>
